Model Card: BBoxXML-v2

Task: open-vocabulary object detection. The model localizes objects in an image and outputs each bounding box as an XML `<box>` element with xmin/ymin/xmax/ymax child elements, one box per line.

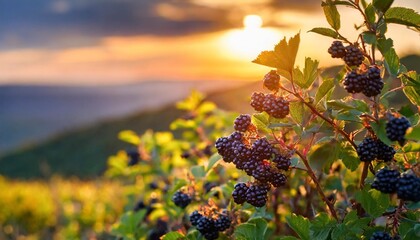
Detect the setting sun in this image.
<box><xmin>243</xmin><ymin>15</ymin><xmax>263</xmax><ymax>29</ymax></box>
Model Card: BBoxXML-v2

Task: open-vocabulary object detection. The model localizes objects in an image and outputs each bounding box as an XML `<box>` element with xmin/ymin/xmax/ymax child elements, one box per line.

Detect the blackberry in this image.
<box><xmin>370</xmin><ymin>231</ymin><xmax>393</xmax><ymax>240</ymax></box>
<box><xmin>172</xmin><ymin>190</ymin><xmax>192</xmax><ymax>208</ymax></box>
<box><xmin>328</xmin><ymin>41</ymin><xmax>346</xmax><ymax>58</ymax></box>
<box><xmin>357</xmin><ymin>137</ymin><xmax>378</xmax><ymax>162</ymax></box>
<box><xmin>126</xmin><ymin>149</ymin><xmax>140</xmax><ymax>166</ymax></box>
<box><xmin>190</xmin><ymin>210</ymin><xmax>203</xmax><ymax>226</ymax></box>
<box><xmin>263</xmin><ymin>70</ymin><xmax>280</xmax><ymax>91</ymax></box>
<box><xmin>252</xmin><ymin>162</ymin><xmax>273</xmax><ymax>182</ymax></box>
<box><xmin>234</xmin><ymin>114</ymin><xmax>252</xmax><ymax>132</ymax></box>
<box><xmin>202</xmin><ymin>231</ymin><xmax>219</xmax><ymax>240</ymax></box>
<box><xmin>343</xmin><ymin>70</ymin><xmax>366</xmax><ymax>94</ymax></box>
<box><xmin>250</xmin><ymin>92</ymin><xmax>266</xmax><ymax>112</ymax></box>
<box><xmin>242</xmin><ymin>157</ymin><xmax>260</xmax><ymax>176</ymax></box>
<box><xmin>263</xmin><ymin>93</ymin><xmax>290</xmax><ymax>119</ymax></box>
<box><xmin>215</xmin><ymin>137</ymin><xmax>235</xmax><ymax>163</ymax></box>
<box><xmin>273</xmin><ymin>154</ymin><xmax>291</xmax><ymax>171</ymax></box>
<box><xmin>371</xmin><ymin>168</ymin><xmax>400</xmax><ymax>194</ymax></box>
<box><xmin>386</xmin><ymin>117</ymin><xmax>411</xmax><ymax>145</ymax></box>
<box><xmin>396</xmin><ymin>174</ymin><xmax>420</xmax><ymax>202</ymax></box>
<box><xmin>377</xmin><ymin>141</ymin><xmax>396</xmax><ymax>162</ymax></box>
<box><xmin>196</xmin><ymin>216</ymin><xmax>216</xmax><ymax>234</ymax></box>
<box><xmin>362</xmin><ymin>66</ymin><xmax>384</xmax><ymax>97</ymax></box>
<box><xmin>269</xmin><ymin>171</ymin><xmax>287</xmax><ymax>187</ymax></box>
<box><xmin>344</xmin><ymin>45</ymin><xmax>364</xmax><ymax>67</ymax></box>
<box><xmin>252</xmin><ymin>137</ymin><xmax>273</xmax><ymax>161</ymax></box>
<box><xmin>234</xmin><ymin>142</ymin><xmax>252</xmax><ymax>160</ymax></box>
<box><xmin>245</xmin><ymin>182</ymin><xmax>270</xmax><ymax>207</ymax></box>
<box><xmin>215</xmin><ymin>214</ymin><xmax>231</xmax><ymax>231</ymax></box>
<box><xmin>232</xmin><ymin>182</ymin><xmax>248</xmax><ymax>204</ymax></box>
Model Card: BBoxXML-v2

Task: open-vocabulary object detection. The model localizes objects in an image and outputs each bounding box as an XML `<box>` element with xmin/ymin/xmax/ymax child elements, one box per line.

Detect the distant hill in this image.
<box><xmin>0</xmin><ymin>55</ymin><xmax>418</xmax><ymax>179</ymax></box>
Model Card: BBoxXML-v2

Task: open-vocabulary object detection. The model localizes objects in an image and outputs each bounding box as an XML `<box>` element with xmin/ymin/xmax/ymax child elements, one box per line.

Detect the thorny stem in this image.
<box><xmin>390</xmin><ymin>200</ymin><xmax>405</xmax><ymax>236</ymax></box>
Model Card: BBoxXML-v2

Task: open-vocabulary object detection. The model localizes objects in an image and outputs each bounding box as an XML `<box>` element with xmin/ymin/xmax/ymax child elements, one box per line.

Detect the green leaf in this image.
<box><xmin>191</xmin><ymin>165</ymin><xmax>205</xmax><ymax>178</ymax></box>
<box><xmin>365</xmin><ymin>4</ymin><xmax>376</xmax><ymax>24</ymax></box>
<box><xmin>323</xmin><ymin>0</ymin><xmax>341</xmax><ymax>30</ymax></box>
<box><xmin>355</xmin><ymin>189</ymin><xmax>390</xmax><ymax>217</ymax></box>
<box><xmin>277</xmin><ymin>237</ymin><xmax>299</xmax><ymax>240</ymax></box>
<box><xmin>310</xmin><ymin>213</ymin><xmax>337</xmax><ymax>240</ymax></box>
<box><xmin>385</xmin><ymin>7</ymin><xmax>420</xmax><ymax>29</ymax></box>
<box><xmin>252</xmin><ymin>112</ymin><xmax>270</xmax><ymax>133</ymax></box>
<box><xmin>373</xmin><ymin>0</ymin><xmax>394</xmax><ymax>13</ymax></box>
<box><xmin>384</xmin><ymin>47</ymin><xmax>400</xmax><ymax>76</ymax></box>
<box><xmin>401</xmin><ymin>71</ymin><xmax>420</xmax><ymax>105</ymax></box>
<box><xmin>118</xmin><ymin>130</ymin><xmax>141</xmax><ymax>145</ymax></box>
<box><xmin>176</xmin><ymin>90</ymin><xmax>204</xmax><ymax>111</ymax></box>
<box><xmin>339</xmin><ymin>143</ymin><xmax>359</xmax><ymax>171</ymax></box>
<box><xmin>308</xmin><ymin>139</ymin><xmax>340</xmax><ymax>173</ymax></box>
<box><xmin>289</xmin><ymin>102</ymin><xmax>304</xmax><ymax>125</ymax></box>
<box><xmin>253</xmin><ymin>33</ymin><xmax>300</xmax><ymax>74</ymax></box>
<box><xmin>370</xmin><ymin>119</ymin><xmax>392</xmax><ymax>145</ymax></box>
<box><xmin>377</xmin><ymin>38</ymin><xmax>393</xmax><ymax>55</ymax></box>
<box><xmin>249</xmin><ymin>218</ymin><xmax>269</xmax><ymax>240</ymax></box>
<box><xmin>206</xmin><ymin>153</ymin><xmax>222</xmax><ymax>172</ymax></box>
<box><xmin>162</xmin><ymin>232</ymin><xmax>185</xmax><ymax>240</ymax></box>
<box><xmin>315</xmin><ymin>78</ymin><xmax>335</xmax><ymax>105</ymax></box>
<box><xmin>234</xmin><ymin>223</ymin><xmax>257</xmax><ymax>240</ymax></box>
<box><xmin>308</xmin><ymin>27</ymin><xmax>339</xmax><ymax>38</ymax></box>
<box><xmin>406</xmin><ymin>126</ymin><xmax>420</xmax><ymax>141</ymax></box>
<box><xmin>286</xmin><ymin>214</ymin><xmax>310</xmax><ymax>240</ymax></box>
<box><xmin>343</xmin><ymin>211</ymin><xmax>372</xmax><ymax>235</ymax></box>
<box><xmin>197</xmin><ymin>101</ymin><xmax>216</xmax><ymax>115</ymax></box>
<box><xmin>402</xmin><ymin>142</ymin><xmax>420</xmax><ymax>152</ymax></box>
<box><xmin>403</xmin><ymin>86</ymin><xmax>420</xmax><ymax>106</ymax></box>
<box><xmin>362</xmin><ymin>32</ymin><xmax>376</xmax><ymax>45</ymax></box>
<box><xmin>303</xmin><ymin>57</ymin><xmax>320</xmax><ymax>89</ymax></box>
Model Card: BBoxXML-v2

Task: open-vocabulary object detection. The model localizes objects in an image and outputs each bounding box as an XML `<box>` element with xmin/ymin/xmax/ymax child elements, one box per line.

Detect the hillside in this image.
<box><xmin>1</xmin><ymin>55</ymin><xmax>418</xmax><ymax>179</ymax></box>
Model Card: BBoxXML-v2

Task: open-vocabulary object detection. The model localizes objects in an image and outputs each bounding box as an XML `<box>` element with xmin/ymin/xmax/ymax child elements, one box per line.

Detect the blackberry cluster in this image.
<box><xmin>245</xmin><ymin>182</ymin><xmax>271</xmax><ymax>207</ymax></box>
<box><xmin>190</xmin><ymin>210</ymin><xmax>231</xmax><ymax>240</ymax></box>
<box><xmin>363</xmin><ymin>66</ymin><xmax>384</xmax><ymax>97</ymax></box>
<box><xmin>396</xmin><ymin>174</ymin><xmax>420</xmax><ymax>202</ymax></box>
<box><xmin>263</xmin><ymin>70</ymin><xmax>280</xmax><ymax>91</ymax></box>
<box><xmin>344</xmin><ymin>45</ymin><xmax>364</xmax><ymax>67</ymax></box>
<box><xmin>263</xmin><ymin>93</ymin><xmax>290</xmax><ymax>119</ymax></box>
<box><xmin>215</xmin><ymin>132</ymin><xmax>244</xmax><ymax>163</ymax></box>
<box><xmin>172</xmin><ymin>190</ymin><xmax>192</xmax><ymax>208</ymax></box>
<box><xmin>234</xmin><ymin>114</ymin><xmax>252</xmax><ymax>132</ymax></box>
<box><xmin>371</xmin><ymin>168</ymin><xmax>400</xmax><ymax>194</ymax></box>
<box><xmin>328</xmin><ymin>41</ymin><xmax>346</xmax><ymax>58</ymax></box>
<box><xmin>250</xmin><ymin>92</ymin><xmax>265</xmax><ymax>112</ymax></box>
<box><xmin>386</xmin><ymin>116</ymin><xmax>411</xmax><ymax>145</ymax></box>
<box><xmin>343</xmin><ymin>70</ymin><xmax>366</xmax><ymax>94</ymax></box>
<box><xmin>356</xmin><ymin>138</ymin><xmax>395</xmax><ymax>162</ymax></box>
<box><xmin>370</xmin><ymin>231</ymin><xmax>393</xmax><ymax>240</ymax></box>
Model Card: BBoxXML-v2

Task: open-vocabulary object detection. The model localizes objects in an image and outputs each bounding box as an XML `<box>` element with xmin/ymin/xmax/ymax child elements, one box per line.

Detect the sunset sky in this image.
<box><xmin>0</xmin><ymin>0</ymin><xmax>419</xmax><ymax>85</ymax></box>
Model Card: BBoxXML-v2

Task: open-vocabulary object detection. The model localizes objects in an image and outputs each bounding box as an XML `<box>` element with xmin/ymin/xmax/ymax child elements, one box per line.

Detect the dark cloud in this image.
<box><xmin>0</xmin><ymin>0</ymin><xmax>318</xmax><ymax>49</ymax></box>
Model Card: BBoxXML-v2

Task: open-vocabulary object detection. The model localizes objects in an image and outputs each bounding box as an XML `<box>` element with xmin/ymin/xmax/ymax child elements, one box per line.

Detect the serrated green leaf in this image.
<box><xmin>234</xmin><ymin>223</ymin><xmax>257</xmax><ymax>240</ymax></box>
<box><xmin>385</xmin><ymin>7</ymin><xmax>420</xmax><ymax>29</ymax></box>
<box><xmin>315</xmin><ymin>78</ymin><xmax>335</xmax><ymax>105</ymax></box>
<box><xmin>310</xmin><ymin>213</ymin><xmax>337</xmax><ymax>240</ymax></box>
<box><xmin>191</xmin><ymin>165</ymin><xmax>205</xmax><ymax>178</ymax></box>
<box><xmin>365</xmin><ymin>4</ymin><xmax>376</xmax><ymax>24</ymax></box>
<box><xmin>327</xmin><ymin>100</ymin><xmax>355</xmax><ymax>111</ymax></box>
<box><xmin>309</xmin><ymin>27</ymin><xmax>339</xmax><ymax>38</ymax></box>
<box><xmin>289</xmin><ymin>102</ymin><xmax>304</xmax><ymax>125</ymax></box>
<box><xmin>377</xmin><ymin>38</ymin><xmax>394</xmax><ymax>55</ymax></box>
<box><xmin>248</xmin><ymin>218</ymin><xmax>269</xmax><ymax>240</ymax></box>
<box><xmin>252</xmin><ymin>112</ymin><xmax>270</xmax><ymax>133</ymax></box>
<box><xmin>118</xmin><ymin>130</ymin><xmax>141</xmax><ymax>145</ymax></box>
<box><xmin>308</xmin><ymin>139</ymin><xmax>340</xmax><ymax>173</ymax></box>
<box><xmin>402</xmin><ymin>142</ymin><xmax>420</xmax><ymax>152</ymax></box>
<box><xmin>339</xmin><ymin>143</ymin><xmax>359</xmax><ymax>171</ymax></box>
<box><xmin>384</xmin><ymin>47</ymin><xmax>400</xmax><ymax>76</ymax></box>
<box><xmin>277</xmin><ymin>237</ymin><xmax>299</xmax><ymax>240</ymax></box>
<box><xmin>207</xmin><ymin>153</ymin><xmax>222</xmax><ymax>172</ymax></box>
<box><xmin>373</xmin><ymin>0</ymin><xmax>394</xmax><ymax>13</ymax></box>
<box><xmin>362</xmin><ymin>32</ymin><xmax>376</xmax><ymax>45</ymax></box>
<box><xmin>370</xmin><ymin>119</ymin><xmax>392</xmax><ymax>145</ymax></box>
<box><xmin>323</xmin><ymin>0</ymin><xmax>341</xmax><ymax>30</ymax></box>
<box><xmin>253</xmin><ymin>51</ymin><xmax>281</xmax><ymax>69</ymax></box>
<box><xmin>162</xmin><ymin>231</ymin><xmax>185</xmax><ymax>240</ymax></box>
<box><xmin>302</xmin><ymin>57</ymin><xmax>320</xmax><ymax>89</ymax></box>
<box><xmin>355</xmin><ymin>189</ymin><xmax>390</xmax><ymax>217</ymax></box>
<box><xmin>405</xmin><ymin>126</ymin><xmax>420</xmax><ymax>141</ymax></box>
<box><xmin>403</xmin><ymin>86</ymin><xmax>420</xmax><ymax>106</ymax></box>
<box><xmin>286</xmin><ymin>214</ymin><xmax>310</xmax><ymax>240</ymax></box>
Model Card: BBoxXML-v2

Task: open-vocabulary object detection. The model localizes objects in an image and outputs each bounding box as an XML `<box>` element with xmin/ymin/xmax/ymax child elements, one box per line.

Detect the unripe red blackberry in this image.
<box><xmin>269</xmin><ymin>171</ymin><xmax>287</xmax><ymax>187</ymax></box>
<box><xmin>232</xmin><ymin>182</ymin><xmax>248</xmax><ymax>204</ymax></box>
<box><xmin>263</xmin><ymin>70</ymin><xmax>280</xmax><ymax>92</ymax></box>
<box><xmin>252</xmin><ymin>161</ymin><xmax>273</xmax><ymax>182</ymax></box>
<box><xmin>356</xmin><ymin>137</ymin><xmax>379</xmax><ymax>162</ymax></box>
<box><xmin>250</xmin><ymin>92</ymin><xmax>266</xmax><ymax>112</ymax></box>
<box><xmin>263</xmin><ymin>93</ymin><xmax>290</xmax><ymax>119</ymax></box>
<box><xmin>272</xmin><ymin>154</ymin><xmax>291</xmax><ymax>171</ymax></box>
<box><xmin>190</xmin><ymin>210</ymin><xmax>203</xmax><ymax>226</ymax></box>
<box><xmin>377</xmin><ymin>141</ymin><xmax>396</xmax><ymax>162</ymax></box>
<box><xmin>386</xmin><ymin>116</ymin><xmax>411</xmax><ymax>145</ymax></box>
<box><xmin>343</xmin><ymin>70</ymin><xmax>366</xmax><ymax>94</ymax></box>
<box><xmin>370</xmin><ymin>231</ymin><xmax>393</xmax><ymax>240</ymax></box>
<box><xmin>328</xmin><ymin>41</ymin><xmax>346</xmax><ymax>58</ymax></box>
<box><xmin>371</xmin><ymin>168</ymin><xmax>400</xmax><ymax>194</ymax></box>
<box><xmin>344</xmin><ymin>45</ymin><xmax>364</xmax><ymax>67</ymax></box>
<box><xmin>362</xmin><ymin>66</ymin><xmax>384</xmax><ymax>97</ymax></box>
<box><xmin>396</xmin><ymin>174</ymin><xmax>420</xmax><ymax>202</ymax></box>
<box><xmin>172</xmin><ymin>190</ymin><xmax>192</xmax><ymax>208</ymax></box>
<box><xmin>245</xmin><ymin>182</ymin><xmax>270</xmax><ymax>207</ymax></box>
<box><xmin>252</xmin><ymin>137</ymin><xmax>273</xmax><ymax>161</ymax></box>
<box><xmin>214</xmin><ymin>214</ymin><xmax>231</xmax><ymax>231</ymax></box>
<box><xmin>234</xmin><ymin>114</ymin><xmax>252</xmax><ymax>132</ymax></box>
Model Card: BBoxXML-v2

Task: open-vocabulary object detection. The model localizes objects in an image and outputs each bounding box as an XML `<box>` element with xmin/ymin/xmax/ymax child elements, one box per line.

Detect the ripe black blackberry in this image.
<box><xmin>362</xmin><ymin>66</ymin><xmax>384</xmax><ymax>97</ymax></box>
<box><xmin>263</xmin><ymin>93</ymin><xmax>290</xmax><ymax>119</ymax></box>
<box><xmin>242</xmin><ymin>157</ymin><xmax>260</xmax><ymax>176</ymax></box>
<box><xmin>215</xmin><ymin>214</ymin><xmax>231</xmax><ymax>231</ymax></box>
<box><xmin>252</xmin><ymin>162</ymin><xmax>273</xmax><ymax>182</ymax></box>
<box><xmin>357</xmin><ymin>137</ymin><xmax>379</xmax><ymax>162</ymax></box>
<box><xmin>396</xmin><ymin>174</ymin><xmax>420</xmax><ymax>202</ymax></box>
<box><xmin>196</xmin><ymin>216</ymin><xmax>216</xmax><ymax>236</ymax></box>
<box><xmin>386</xmin><ymin>117</ymin><xmax>411</xmax><ymax>145</ymax></box>
<box><xmin>172</xmin><ymin>190</ymin><xmax>192</xmax><ymax>208</ymax></box>
<box><xmin>250</xmin><ymin>92</ymin><xmax>266</xmax><ymax>112</ymax></box>
<box><xmin>245</xmin><ymin>182</ymin><xmax>270</xmax><ymax>207</ymax></box>
<box><xmin>343</xmin><ymin>70</ymin><xmax>366</xmax><ymax>94</ymax></box>
<box><xmin>190</xmin><ymin>210</ymin><xmax>203</xmax><ymax>226</ymax></box>
<box><xmin>344</xmin><ymin>45</ymin><xmax>364</xmax><ymax>67</ymax></box>
<box><xmin>270</xmin><ymin>171</ymin><xmax>287</xmax><ymax>187</ymax></box>
<box><xmin>232</xmin><ymin>182</ymin><xmax>248</xmax><ymax>204</ymax></box>
<box><xmin>370</xmin><ymin>231</ymin><xmax>393</xmax><ymax>240</ymax></box>
<box><xmin>252</xmin><ymin>137</ymin><xmax>273</xmax><ymax>161</ymax></box>
<box><xmin>126</xmin><ymin>149</ymin><xmax>140</xmax><ymax>166</ymax></box>
<box><xmin>228</xmin><ymin>131</ymin><xmax>243</xmax><ymax>142</ymax></box>
<box><xmin>377</xmin><ymin>141</ymin><xmax>396</xmax><ymax>162</ymax></box>
<box><xmin>234</xmin><ymin>114</ymin><xmax>252</xmax><ymax>132</ymax></box>
<box><xmin>371</xmin><ymin>168</ymin><xmax>400</xmax><ymax>194</ymax></box>
<box><xmin>273</xmin><ymin>154</ymin><xmax>291</xmax><ymax>171</ymax></box>
<box><xmin>328</xmin><ymin>41</ymin><xmax>346</xmax><ymax>58</ymax></box>
<box><xmin>234</xmin><ymin>142</ymin><xmax>252</xmax><ymax>160</ymax></box>
<box><xmin>215</xmin><ymin>137</ymin><xmax>236</xmax><ymax>163</ymax></box>
<box><xmin>263</xmin><ymin>70</ymin><xmax>280</xmax><ymax>91</ymax></box>
<box><xmin>202</xmin><ymin>231</ymin><xmax>219</xmax><ymax>240</ymax></box>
